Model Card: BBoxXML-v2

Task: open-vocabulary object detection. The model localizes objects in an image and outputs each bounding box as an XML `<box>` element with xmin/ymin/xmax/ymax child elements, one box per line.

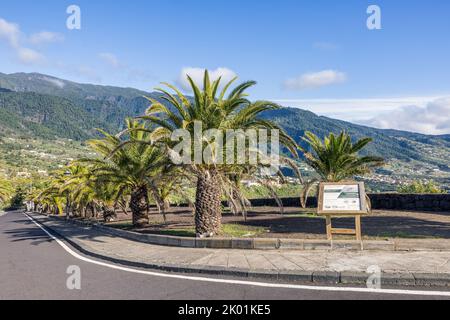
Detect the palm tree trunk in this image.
<box><xmin>130</xmin><ymin>185</ymin><xmax>149</xmax><ymax>227</ymax></box>
<box><xmin>195</xmin><ymin>170</ymin><xmax>222</xmax><ymax>236</ymax></box>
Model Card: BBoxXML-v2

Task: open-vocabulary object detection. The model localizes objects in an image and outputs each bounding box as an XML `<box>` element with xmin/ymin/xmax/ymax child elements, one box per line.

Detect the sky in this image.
<box><xmin>0</xmin><ymin>0</ymin><xmax>449</xmax><ymax>135</ymax></box>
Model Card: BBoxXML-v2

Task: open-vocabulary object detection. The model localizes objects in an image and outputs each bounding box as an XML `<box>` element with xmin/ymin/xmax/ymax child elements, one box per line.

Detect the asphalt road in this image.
<box><xmin>1</xmin><ymin>211</ymin><xmax>449</xmax><ymax>300</ymax></box>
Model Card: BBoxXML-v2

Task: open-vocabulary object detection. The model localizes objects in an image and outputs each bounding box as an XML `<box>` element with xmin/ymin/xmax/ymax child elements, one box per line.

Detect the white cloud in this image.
<box><xmin>178</xmin><ymin>67</ymin><xmax>237</xmax><ymax>91</ymax></box>
<box><xmin>40</xmin><ymin>76</ymin><xmax>65</xmax><ymax>88</ymax></box>
<box><xmin>363</xmin><ymin>98</ymin><xmax>450</xmax><ymax>135</ymax></box>
<box><xmin>29</xmin><ymin>31</ymin><xmax>64</xmax><ymax>45</ymax></box>
<box><xmin>0</xmin><ymin>17</ymin><xmax>47</xmax><ymax>65</ymax></box>
<box><xmin>16</xmin><ymin>47</ymin><xmax>44</xmax><ymax>64</ymax></box>
<box><xmin>284</xmin><ymin>70</ymin><xmax>347</xmax><ymax>91</ymax></box>
<box><xmin>0</xmin><ymin>18</ymin><xmax>20</xmax><ymax>47</ymax></box>
<box><xmin>274</xmin><ymin>96</ymin><xmax>436</xmax><ymax>120</ymax></box>
<box><xmin>274</xmin><ymin>96</ymin><xmax>450</xmax><ymax>135</ymax></box>
<box><xmin>98</xmin><ymin>52</ymin><xmax>121</xmax><ymax>68</ymax></box>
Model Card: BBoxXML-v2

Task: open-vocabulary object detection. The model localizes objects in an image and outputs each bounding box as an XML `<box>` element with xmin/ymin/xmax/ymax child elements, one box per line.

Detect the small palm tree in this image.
<box><xmin>60</xmin><ymin>165</ymin><xmax>111</xmax><ymax>219</ymax></box>
<box><xmin>35</xmin><ymin>178</ymin><xmax>66</xmax><ymax>215</ymax></box>
<box><xmin>299</xmin><ymin>131</ymin><xmax>384</xmax><ymax>207</ymax></box>
<box><xmin>0</xmin><ymin>178</ymin><xmax>13</xmax><ymax>205</ymax></box>
<box><xmin>81</xmin><ymin>119</ymin><xmax>173</xmax><ymax>227</ymax></box>
<box><xmin>136</xmin><ymin>70</ymin><xmax>298</xmax><ymax>236</ymax></box>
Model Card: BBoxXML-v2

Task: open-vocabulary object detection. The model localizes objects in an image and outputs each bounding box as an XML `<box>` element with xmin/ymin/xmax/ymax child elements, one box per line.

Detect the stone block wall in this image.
<box><xmin>245</xmin><ymin>194</ymin><xmax>450</xmax><ymax>212</ymax></box>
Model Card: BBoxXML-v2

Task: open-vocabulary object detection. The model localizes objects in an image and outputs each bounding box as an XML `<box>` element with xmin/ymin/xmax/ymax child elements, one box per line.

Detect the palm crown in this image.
<box><xmin>80</xmin><ymin>119</ymin><xmax>173</xmax><ymax>226</ymax></box>
<box><xmin>0</xmin><ymin>178</ymin><xmax>13</xmax><ymax>204</ymax></box>
<box><xmin>135</xmin><ymin>70</ymin><xmax>299</xmax><ymax>235</ymax></box>
<box><xmin>300</xmin><ymin>131</ymin><xmax>384</xmax><ymax>182</ymax></box>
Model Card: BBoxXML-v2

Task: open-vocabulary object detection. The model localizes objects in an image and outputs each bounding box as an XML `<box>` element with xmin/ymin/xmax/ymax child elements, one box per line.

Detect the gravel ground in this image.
<box><xmin>106</xmin><ymin>206</ymin><xmax>450</xmax><ymax>240</ymax></box>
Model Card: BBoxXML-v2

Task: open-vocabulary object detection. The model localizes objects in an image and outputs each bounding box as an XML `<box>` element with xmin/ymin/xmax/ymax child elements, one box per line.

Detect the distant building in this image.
<box><xmin>37</xmin><ymin>170</ymin><xmax>48</xmax><ymax>176</ymax></box>
<box><xmin>241</xmin><ymin>180</ymin><xmax>261</xmax><ymax>187</ymax></box>
<box><xmin>17</xmin><ymin>172</ymin><xmax>31</xmax><ymax>178</ymax></box>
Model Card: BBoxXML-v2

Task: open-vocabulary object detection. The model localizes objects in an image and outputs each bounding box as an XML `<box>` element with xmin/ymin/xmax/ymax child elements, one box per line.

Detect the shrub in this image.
<box><xmin>397</xmin><ymin>181</ymin><xmax>446</xmax><ymax>194</ymax></box>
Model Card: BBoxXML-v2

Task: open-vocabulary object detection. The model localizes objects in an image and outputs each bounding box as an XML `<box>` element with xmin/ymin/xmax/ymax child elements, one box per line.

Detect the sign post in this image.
<box><xmin>317</xmin><ymin>182</ymin><xmax>368</xmax><ymax>241</ymax></box>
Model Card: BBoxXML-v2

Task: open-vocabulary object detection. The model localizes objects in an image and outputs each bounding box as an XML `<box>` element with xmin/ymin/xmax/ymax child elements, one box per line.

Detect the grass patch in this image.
<box><xmin>375</xmin><ymin>232</ymin><xmax>441</xmax><ymax>239</ymax></box>
<box><xmin>220</xmin><ymin>224</ymin><xmax>267</xmax><ymax>238</ymax></box>
<box><xmin>152</xmin><ymin>228</ymin><xmax>196</xmax><ymax>237</ymax></box>
<box><xmin>107</xmin><ymin>220</ymin><xmax>266</xmax><ymax>238</ymax></box>
<box><xmin>288</xmin><ymin>213</ymin><xmax>323</xmax><ymax>219</ymax></box>
<box><xmin>141</xmin><ymin>224</ymin><xmax>267</xmax><ymax>238</ymax></box>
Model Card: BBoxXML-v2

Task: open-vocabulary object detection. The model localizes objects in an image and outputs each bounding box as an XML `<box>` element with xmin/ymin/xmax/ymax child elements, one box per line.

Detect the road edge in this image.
<box><xmin>30</xmin><ymin>213</ymin><xmax>450</xmax><ymax>252</ymax></box>
<box><xmin>27</xmin><ymin>212</ymin><xmax>450</xmax><ymax>288</ymax></box>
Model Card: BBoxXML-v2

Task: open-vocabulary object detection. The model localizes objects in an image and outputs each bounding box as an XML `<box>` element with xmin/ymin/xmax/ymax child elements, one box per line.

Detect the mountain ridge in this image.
<box><xmin>0</xmin><ymin>72</ymin><xmax>449</xmax><ymax>168</ymax></box>
<box><xmin>1</xmin><ymin>72</ymin><xmax>446</xmax><ymax>137</ymax></box>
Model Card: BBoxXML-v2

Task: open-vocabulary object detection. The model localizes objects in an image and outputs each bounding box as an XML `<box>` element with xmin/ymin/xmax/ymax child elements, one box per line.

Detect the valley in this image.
<box><xmin>0</xmin><ymin>72</ymin><xmax>449</xmax><ymax>192</ymax></box>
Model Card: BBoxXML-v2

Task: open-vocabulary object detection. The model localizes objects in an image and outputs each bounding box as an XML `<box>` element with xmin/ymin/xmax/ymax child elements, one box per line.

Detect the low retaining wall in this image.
<box><xmin>246</xmin><ymin>194</ymin><xmax>450</xmax><ymax>212</ymax></box>
<box><xmin>369</xmin><ymin>194</ymin><xmax>450</xmax><ymax>212</ymax></box>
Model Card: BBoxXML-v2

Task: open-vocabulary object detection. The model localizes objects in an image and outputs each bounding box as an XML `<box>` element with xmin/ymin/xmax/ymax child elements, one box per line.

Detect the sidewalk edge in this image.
<box><xmin>30</xmin><ymin>213</ymin><xmax>450</xmax><ymax>287</ymax></box>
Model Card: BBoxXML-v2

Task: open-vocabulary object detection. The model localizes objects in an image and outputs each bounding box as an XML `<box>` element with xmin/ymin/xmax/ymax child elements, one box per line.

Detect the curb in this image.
<box><xmin>39</xmin><ymin>213</ymin><xmax>450</xmax><ymax>253</ymax></box>
<box><xmin>30</xmin><ymin>213</ymin><xmax>450</xmax><ymax>287</ymax></box>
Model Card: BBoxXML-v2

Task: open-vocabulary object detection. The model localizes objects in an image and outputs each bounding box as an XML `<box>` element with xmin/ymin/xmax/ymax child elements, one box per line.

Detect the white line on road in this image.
<box><xmin>24</xmin><ymin>213</ymin><xmax>450</xmax><ymax>298</ymax></box>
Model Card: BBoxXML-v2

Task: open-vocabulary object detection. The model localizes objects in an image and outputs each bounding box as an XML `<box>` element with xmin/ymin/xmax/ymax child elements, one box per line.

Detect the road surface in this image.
<box><xmin>0</xmin><ymin>211</ymin><xmax>449</xmax><ymax>300</ymax></box>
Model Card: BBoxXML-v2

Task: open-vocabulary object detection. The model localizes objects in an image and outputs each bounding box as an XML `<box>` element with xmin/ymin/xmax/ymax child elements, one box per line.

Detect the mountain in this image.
<box><xmin>0</xmin><ymin>91</ymin><xmax>114</xmax><ymax>140</ymax></box>
<box><xmin>0</xmin><ymin>72</ymin><xmax>449</xmax><ymax>181</ymax></box>
<box><xmin>0</xmin><ymin>73</ymin><xmax>158</xmax><ymax>130</ymax></box>
<box><xmin>261</xmin><ymin>108</ymin><xmax>450</xmax><ymax>166</ymax></box>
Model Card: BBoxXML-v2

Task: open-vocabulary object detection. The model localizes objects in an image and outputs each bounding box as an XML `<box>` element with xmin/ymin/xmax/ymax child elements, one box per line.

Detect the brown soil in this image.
<box><xmin>108</xmin><ymin>206</ymin><xmax>450</xmax><ymax>240</ymax></box>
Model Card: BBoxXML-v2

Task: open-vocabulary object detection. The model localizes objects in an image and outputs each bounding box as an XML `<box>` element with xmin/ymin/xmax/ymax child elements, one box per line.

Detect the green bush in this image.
<box><xmin>397</xmin><ymin>181</ymin><xmax>446</xmax><ymax>194</ymax></box>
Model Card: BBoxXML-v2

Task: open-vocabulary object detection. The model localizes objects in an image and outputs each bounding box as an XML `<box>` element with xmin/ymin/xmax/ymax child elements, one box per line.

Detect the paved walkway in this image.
<box><xmin>28</xmin><ymin>213</ymin><xmax>450</xmax><ymax>276</ymax></box>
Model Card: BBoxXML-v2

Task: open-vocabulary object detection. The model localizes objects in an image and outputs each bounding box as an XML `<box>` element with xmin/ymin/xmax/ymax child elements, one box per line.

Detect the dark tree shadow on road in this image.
<box><xmin>4</xmin><ymin>227</ymin><xmax>55</xmax><ymax>245</ymax></box>
<box><xmin>5</xmin><ymin>215</ymin><xmax>112</xmax><ymax>245</ymax></box>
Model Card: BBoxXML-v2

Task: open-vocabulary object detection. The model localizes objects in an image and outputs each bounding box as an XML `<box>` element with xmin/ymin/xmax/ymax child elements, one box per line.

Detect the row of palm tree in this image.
<box><xmin>0</xmin><ymin>178</ymin><xmax>13</xmax><ymax>206</ymax></box>
<box><xmin>28</xmin><ymin>71</ymin><xmax>383</xmax><ymax>236</ymax></box>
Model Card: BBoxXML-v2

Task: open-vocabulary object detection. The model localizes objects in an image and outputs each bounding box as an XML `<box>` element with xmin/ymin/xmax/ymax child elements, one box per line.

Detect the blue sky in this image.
<box><xmin>1</xmin><ymin>0</ymin><xmax>450</xmax><ymax>134</ymax></box>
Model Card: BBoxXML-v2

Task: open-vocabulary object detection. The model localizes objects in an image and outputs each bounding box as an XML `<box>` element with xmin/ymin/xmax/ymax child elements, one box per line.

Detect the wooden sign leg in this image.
<box><xmin>326</xmin><ymin>216</ymin><xmax>333</xmax><ymax>240</ymax></box>
<box><xmin>355</xmin><ymin>215</ymin><xmax>362</xmax><ymax>241</ymax></box>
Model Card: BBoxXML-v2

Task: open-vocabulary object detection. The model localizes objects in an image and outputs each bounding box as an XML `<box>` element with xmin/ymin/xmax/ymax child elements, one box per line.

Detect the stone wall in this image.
<box><xmin>246</xmin><ymin>194</ymin><xmax>450</xmax><ymax>212</ymax></box>
<box><xmin>369</xmin><ymin>194</ymin><xmax>450</xmax><ymax>212</ymax></box>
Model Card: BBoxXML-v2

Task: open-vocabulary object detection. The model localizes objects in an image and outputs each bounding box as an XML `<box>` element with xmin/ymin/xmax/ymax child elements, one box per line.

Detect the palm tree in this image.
<box><xmin>151</xmin><ymin>166</ymin><xmax>193</xmax><ymax>222</ymax></box>
<box><xmin>299</xmin><ymin>131</ymin><xmax>384</xmax><ymax>207</ymax></box>
<box><xmin>35</xmin><ymin>178</ymin><xmax>66</xmax><ymax>215</ymax></box>
<box><xmin>136</xmin><ymin>70</ymin><xmax>298</xmax><ymax>236</ymax></box>
<box><xmin>60</xmin><ymin>165</ymin><xmax>107</xmax><ymax>219</ymax></box>
<box><xmin>81</xmin><ymin>119</ymin><xmax>173</xmax><ymax>227</ymax></box>
<box><xmin>0</xmin><ymin>178</ymin><xmax>13</xmax><ymax>205</ymax></box>
<box><xmin>224</xmin><ymin>159</ymin><xmax>303</xmax><ymax>220</ymax></box>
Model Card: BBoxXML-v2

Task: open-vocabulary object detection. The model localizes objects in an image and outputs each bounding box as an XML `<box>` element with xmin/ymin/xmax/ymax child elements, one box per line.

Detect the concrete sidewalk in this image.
<box><xmin>28</xmin><ymin>212</ymin><xmax>450</xmax><ymax>287</ymax></box>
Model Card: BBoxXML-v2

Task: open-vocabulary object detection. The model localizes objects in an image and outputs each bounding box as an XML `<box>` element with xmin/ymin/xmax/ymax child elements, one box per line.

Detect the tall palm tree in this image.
<box><xmin>136</xmin><ymin>70</ymin><xmax>298</xmax><ymax>236</ymax></box>
<box><xmin>81</xmin><ymin>119</ymin><xmax>173</xmax><ymax>227</ymax></box>
<box><xmin>299</xmin><ymin>131</ymin><xmax>384</xmax><ymax>207</ymax></box>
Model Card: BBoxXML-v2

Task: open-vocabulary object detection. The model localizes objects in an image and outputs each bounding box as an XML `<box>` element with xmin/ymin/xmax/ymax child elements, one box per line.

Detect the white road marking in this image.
<box><xmin>24</xmin><ymin>213</ymin><xmax>450</xmax><ymax>297</ymax></box>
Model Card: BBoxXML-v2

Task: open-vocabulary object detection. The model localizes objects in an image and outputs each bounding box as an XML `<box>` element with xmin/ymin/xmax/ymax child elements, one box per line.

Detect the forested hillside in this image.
<box><xmin>0</xmin><ymin>72</ymin><xmax>449</xmax><ymax>190</ymax></box>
